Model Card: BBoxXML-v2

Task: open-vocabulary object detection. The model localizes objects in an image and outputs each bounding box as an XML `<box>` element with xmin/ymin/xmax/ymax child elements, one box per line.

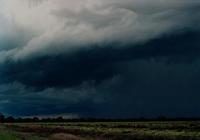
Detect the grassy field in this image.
<box><xmin>0</xmin><ymin>121</ymin><xmax>200</xmax><ymax>140</ymax></box>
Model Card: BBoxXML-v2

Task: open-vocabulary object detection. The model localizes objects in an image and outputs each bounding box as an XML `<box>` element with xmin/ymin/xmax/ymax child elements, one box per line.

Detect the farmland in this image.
<box><xmin>0</xmin><ymin>121</ymin><xmax>200</xmax><ymax>140</ymax></box>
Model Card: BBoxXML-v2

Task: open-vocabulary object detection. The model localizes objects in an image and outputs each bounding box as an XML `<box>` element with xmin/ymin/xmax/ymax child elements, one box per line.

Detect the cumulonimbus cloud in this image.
<box><xmin>0</xmin><ymin>0</ymin><xmax>200</xmax><ymax>117</ymax></box>
<box><xmin>0</xmin><ymin>0</ymin><xmax>199</xmax><ymax>62</ymax></box>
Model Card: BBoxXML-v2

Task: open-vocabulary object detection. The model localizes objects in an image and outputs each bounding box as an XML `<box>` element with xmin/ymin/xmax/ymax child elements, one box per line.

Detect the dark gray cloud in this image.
<box><xmin>0</xmin><ymin>31</ymin><xmax>200</xmax><ymax>117</ymax></box>
<box><xmin>1</xmin><ymin>31</ymin><xmax>199</xmax><ymax>88</ymax></box>
<box><xmin>0</xmin><ymin>0</ymin><xmax>200</xmax><ymax>117</ymax></box>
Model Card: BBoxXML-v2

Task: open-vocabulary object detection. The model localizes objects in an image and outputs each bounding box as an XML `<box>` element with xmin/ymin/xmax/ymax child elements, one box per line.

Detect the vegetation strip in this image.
<box><xmin>2</xmin><ymin>121</ymin><xmax>200</xmax><ymax>140</ymax></box>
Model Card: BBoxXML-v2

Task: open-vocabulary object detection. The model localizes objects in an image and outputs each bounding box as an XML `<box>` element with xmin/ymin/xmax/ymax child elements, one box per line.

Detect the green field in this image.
<box><xmin>0</xmin><ymin>121</ymin><xmax>200</xmax><ymax>140</ymax></box>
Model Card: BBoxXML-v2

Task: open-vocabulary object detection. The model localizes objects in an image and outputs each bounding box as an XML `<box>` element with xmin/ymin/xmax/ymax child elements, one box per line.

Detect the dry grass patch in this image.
<box><xmin>49</xmin><ymin>133</ymin><xmax>82</xmax><ymax>140</ymax></box>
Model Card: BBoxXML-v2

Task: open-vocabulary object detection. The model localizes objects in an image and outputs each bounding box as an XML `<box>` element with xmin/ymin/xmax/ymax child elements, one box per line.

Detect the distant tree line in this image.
<box><xmin>0</xmin><ymin>113</ymin><xmax>200</xmax><ymax>123</ymax></box>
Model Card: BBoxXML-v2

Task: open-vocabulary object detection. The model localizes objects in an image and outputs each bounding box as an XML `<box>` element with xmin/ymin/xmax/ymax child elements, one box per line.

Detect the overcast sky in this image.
<box><xmin>0</xmin><ymin>0</ymin><xmax>200</xmax><ymax>118</ymax></box>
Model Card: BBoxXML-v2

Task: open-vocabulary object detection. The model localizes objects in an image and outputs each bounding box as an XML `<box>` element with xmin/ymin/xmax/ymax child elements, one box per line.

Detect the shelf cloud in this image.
<box><xmin>0</xmin><ymin>0</ymin><xmax>200</xmax><ymax>117</ymax></box>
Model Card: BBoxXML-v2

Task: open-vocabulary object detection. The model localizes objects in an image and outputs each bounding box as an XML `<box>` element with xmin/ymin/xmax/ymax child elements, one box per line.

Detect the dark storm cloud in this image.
<box><xmin>0</xmin><ymin>0</ymin><xmax>200</xmax><ymax>117</ymax></box>
<box><xmin>0</xmin><ymin>81</ymin><xmax>105</xmax><ymax>117</ymax></box>
<box><xmin>0</xmin><ymin>31</ymin><xmax>200</xmax><ymax>117</ymax></box>
<box><xmin>0</xmin><ymin>31</ymin><xmax>199</xmax><ymax>89</ymax></box>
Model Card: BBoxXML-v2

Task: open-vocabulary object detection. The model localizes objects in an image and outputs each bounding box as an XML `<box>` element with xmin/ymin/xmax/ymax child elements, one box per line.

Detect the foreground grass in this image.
<box><xmin>0</xmin><ymin>127</ymin><xmax>43</xmax><ymax>140</ymax></box>
<box><xmin>0</xmin><ymin>131</ymin><xmax>21</xmax><ymax>140</ymax></box>
<box><xmin>2</xmin><ymin>121</ymin><xmax>200</xmax><ymax>140</ymax></box>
